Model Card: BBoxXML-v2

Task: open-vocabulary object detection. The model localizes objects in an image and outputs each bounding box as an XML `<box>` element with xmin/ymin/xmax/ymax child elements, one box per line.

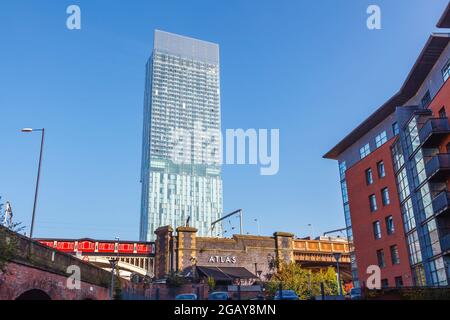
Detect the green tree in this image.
<box><xmin>207</xmin><ymin>276</ymin><xmax>216</xmax><ymax>291</ymax></box>
<box><xmin>0</xmin><ymin>199</ymin><xmax>24</xmax><ymax>272</ymax></box>
<box><xmin>310</xmin><ymin>267</ymin><xmax>340</xmax><ymax>297</ymax></box>
<box><xmin>266</xmin><ymin>262</ymin><xmax>342</xmax><ymax>299</ymax></box>
<box><xmin>166</xmin><ymin>271</ymin><xmax>187</xmax><ymax>288</ymax></box>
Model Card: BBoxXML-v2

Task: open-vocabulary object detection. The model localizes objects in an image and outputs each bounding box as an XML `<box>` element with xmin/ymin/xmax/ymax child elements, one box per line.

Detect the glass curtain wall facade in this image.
<box><xmin>338</xmin><ymin>161</ymin><xmax>360</xmax><ymax>288</ymax></box>
<box><xmin>140</xmin><ymin>30</ymin><xmax>223</xmax><ymax>241</ymax></box>
<box><xmin>392</xmin><ymin>107</ymin><xmax>449</xmax><ymax>286</ymax></box>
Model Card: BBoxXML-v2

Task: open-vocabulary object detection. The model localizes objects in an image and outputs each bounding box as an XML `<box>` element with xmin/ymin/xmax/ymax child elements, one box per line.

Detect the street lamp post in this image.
<box><xmin>307</xmin><ymin>223</ymin><xmax>315</xmax><ymax>238</ymax></box>
<box><xmin>115</xmin><ymin>237</ymin><xmax>120</xmax><ymax>261</ymax></box>
<box><xmin>21</xmin><ymin>128</ymin><xmax>45</xmax><ymax>238</ymax></box>
<box><xmin>109</xmin><ymin>258</ymin><xmax>117</xmax><ymax>299</ymax></box>
<box><xmin>333</xmin><ymin>252</ymin><xmax>343</xmax><ymax>296</ymax></box>
<box><xmin>254</xmin><ymin>218</ymin><xmax>260</xmax><ymax>236</ymax></box>
<box><xmin>109</xmin><ymin>237</ymin><xmax>120</xmax><ymax>299</ymax></box>
<box><xmin>109</xmin><ymin>237</ymin><xmax>120</xmax><ymax>300</ymax></box>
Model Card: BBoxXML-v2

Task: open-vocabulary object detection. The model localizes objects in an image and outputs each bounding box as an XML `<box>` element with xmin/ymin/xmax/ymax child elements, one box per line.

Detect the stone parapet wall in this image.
<box><xmin>1</xmin><ymin>226</ymin><xmax>110</xmax><ymax>288</ymax></box>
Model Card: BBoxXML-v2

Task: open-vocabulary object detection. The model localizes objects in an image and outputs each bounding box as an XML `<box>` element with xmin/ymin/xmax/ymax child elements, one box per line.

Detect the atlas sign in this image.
<box><xmin>208</xmin><ymin>255</ymin><xmax>237</xmax><ymax>264</ymax></box>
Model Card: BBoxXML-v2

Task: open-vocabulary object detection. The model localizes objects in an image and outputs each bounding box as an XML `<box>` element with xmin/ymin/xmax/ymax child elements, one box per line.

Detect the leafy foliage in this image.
<box><xmin>207</xmin><ymin>276</ymin><xmax>216</xmax><ymax>290</ymax></box>
<box><xmin>0</xmin><ymin>199</ymin><xmax>25</xmax><ymax>272</ymax></box>
<box><xmin>266</xmin><ymin>262</ymin><xmax>343</xmax><ymax>299</ymax></box>
<box><xmin>166</xmin><ymin>271</ymin><xmax>187</xmax><ymax>288</ymax></box>
<box><xmin>0</xmin><ymin>230</ymin><xmax>17</xmax><ymax>272</ymax></box>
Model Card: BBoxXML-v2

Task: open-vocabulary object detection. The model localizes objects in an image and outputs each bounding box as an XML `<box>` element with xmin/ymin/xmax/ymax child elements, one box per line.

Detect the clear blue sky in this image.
<box><xmin>0</xmin><ymin>0</ymin><xmax>448</xmax><ymax>240</ymax></box>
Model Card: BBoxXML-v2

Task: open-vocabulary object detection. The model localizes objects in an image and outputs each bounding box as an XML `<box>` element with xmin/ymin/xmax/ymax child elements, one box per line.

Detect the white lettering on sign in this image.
<box><xmin>208</xmin><ymin>256</ymin><xmax>237</xmax><ymax>264</ymax></box>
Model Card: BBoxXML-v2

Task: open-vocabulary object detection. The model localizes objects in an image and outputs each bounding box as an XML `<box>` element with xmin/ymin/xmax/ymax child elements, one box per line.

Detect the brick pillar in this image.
<box><xmin>175</xmin><ymin>226</ymin><xmax>197</xmax><ymax>272</ymax></box>
<box><xmin>274</xmin><ymin>232</ymin><xmax>294</xmax><ymax>269</ymax></box>
<box><xmin>154</xmin><ymin>226</ymin><xmax>173</xmax><ymax>278</ymax></box>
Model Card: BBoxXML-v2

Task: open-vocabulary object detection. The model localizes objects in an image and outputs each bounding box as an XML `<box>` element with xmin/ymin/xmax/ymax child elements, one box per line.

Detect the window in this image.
<box><xmin>390</xmin><ymin>245</ymin><xmax>400</xmax><ymax>265</ymax></box>
<box><xmin>381</xmin><ymin>279</ymin><xmax>389</xmax><ymax>288</ymax></box>
<box><xmin>412</xmin><ymin>149</ymin><xmax>427</xmax><ymax>188</ymax></box>
<box><xmin>412</xmin><ymin>265</ymin><xmax>426</xmax><ymax>287</ymax></box>
<box><xmin>402</xmin><ymin>199</ymin><xmax>416</xmax><ymax>233</ymax></box>
<box><xmin>392</xmin><ymin>141</ymin><xmax>405</xmax><ymax>172</ymax></box>
<box><xmin>366</xmin><ymin>168</ymin><xmax>374</xmax><ymax>185</ymax></box>
<box><xmin>373</xmin><ymin>221</ymin><xmax>382</xmax><ymax>239</ymax></box>
<box><xmin>341</xmin><ymin>180</ymin><xmax>348</xmax><ymax>203</ymax></box>
<box><xmin>396</xmin><ymin>168</ymin><xmax>410</xmax><ymax>202</ymax></box>
<box><xmin>423</xmin><ymin>219</ymin><xmax>441</xmax><ymax>257</ymax></box>
<box><xmin>339</xmin><ymin>161</ymin><xmax>346</xmax><ymax>181</ymax></box>
<box><xmin>421</xmin><ymin>90</ymin><xmax>431</xmax><ymax>108</ymax></box>
<box><xmin>395</xmin><ymin>276</ymin><xmax>403</xmax><ymax>288</ymax></box>
<box><xmin>442</xmin><ymin>58</ymin><xmax>450</xmax><ymax>82</ymax></box>
<box><xmin>360</xmin><ymin>143</ymin><xmax>371</xmax><ymax>159</ymax></box>
<box><xmin>344</xmin><ymin>203</ymin><xmax>351</xmax><ymax>230</ymax></box>
<box><xmin>439</xmin><ymin>106</ymin><xmax>447</xmax><ymax>118</ymax></box>
<box><xmin>369</xmin><ymin>194</ymin><xmax>378</xmax><ymax>212</ymax></box>
<box><xmin>381</xmin><ymin>188</ymin><xmax>390</xmax><ymax>206</ymax></box>
<box><xmin>385</xmin><ymin>215</ymin><xmax>394</xmax><ymax>235</ymax></box>
<box><xmin>428</xmin><ymin>257</ymin><xmax>448</xmax><ymax>286</ymax></box>
<box><xmin>377</xmin><ymin>249</ymin><xmax>386</xmax><ymax>268</ymax></box>
<box><xmin>392</xmin><ymin>122</ymin><xmax>399</xmax><ymax>136</ymax></box>
<box><xmin>407</xmin><ymin>231</ymin><xmax>422</xmax><ymax>265</ymax></box>
<box><xmin>405</xmin><ymin>117</ymin><xmax>420</xmax><ymax>155</ymax></box>
<box><xmin>375</xmin><ymin>131</ymin><xmax>387</xmax><ymax>148</ymax></box>
<box><xmin>377</xmin><ymin>161</ymin><xmax>385</xmax><ymax>178</ymax></box>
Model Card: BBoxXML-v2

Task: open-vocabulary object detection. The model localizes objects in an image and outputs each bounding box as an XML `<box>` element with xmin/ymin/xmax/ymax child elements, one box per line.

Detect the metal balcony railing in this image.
<box><xmin>419</xmin><ymin>118</ymin><xmax>450</xmax><ymax>148</ymax></box>
<box><xmin>425</xmin><ymin>153</ymin><xmax>450</xmax><ymax>182</ymax></box>
<box><xmin>432</xmin><ymin>191</ymin><xmax>450</xmax><ymax>216</ymax></box>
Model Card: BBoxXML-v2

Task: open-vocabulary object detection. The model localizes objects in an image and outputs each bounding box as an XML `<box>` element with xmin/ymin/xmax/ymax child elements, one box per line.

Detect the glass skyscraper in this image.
<box><xmin>140</xmin><ymin>30</ymin><xmax>223</xmax><ymax>241</ymax></box>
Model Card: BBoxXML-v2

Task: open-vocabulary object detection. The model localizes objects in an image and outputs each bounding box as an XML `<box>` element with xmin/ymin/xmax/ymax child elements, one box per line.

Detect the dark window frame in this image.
<box><xmin>385</xmin><ymin>215</ymin><xmax>395</xmax><ymax>235</ymax></box>
<box><xmin>377</xmin><ymin>249</ymin><xmax>386</xmax><ymax>268</ymax></box>
<box><xmin>395</xmin><ymin>276</ymin><xmax>404</xmax><ymax>288</ymax></box>
<box><xmin>392</xmin><ymin>122</ymin><xmax>400</xmax><ymax>136</ymax></box>
<box><xmin>381</xmin><ymin>187</ymin><xmax>390</xmax><ymax>206</ymax></box>
<box><xmin>377</xmin><ymin>161</ymin><xmax>386</xmax><ymax>178</ymax></box>
<box><xmin>421</xmin><ymin>90</ymin><xmax>431</xmax><ymax>108</ymax></box>
<box><xmin>390</xmin><ymin>245</ymin><xmax>400</xmax><ymax>265</ymax></box>
<box><xmin>366</xmin><ymin>168</ymin><xmax>374</xmax><ymax>185</ymax></box>
<box><xmin>373</xmin><ymin>221</ymin><xmax>382</xmax><ymax>240</ymax></box>
<box><xmin>369</xmin><ymin>194</ymin><xmax>378</xmax><ymax>212</ymax></box>
<box><xmin>439</xmin><ymin>106</ymin><xmax>446</xmax><ymax>118</ymax></box>
<box><xmin>442</xmin><ymin>58</ymin><xmax>450</xmax><ymax>82</ymax></box>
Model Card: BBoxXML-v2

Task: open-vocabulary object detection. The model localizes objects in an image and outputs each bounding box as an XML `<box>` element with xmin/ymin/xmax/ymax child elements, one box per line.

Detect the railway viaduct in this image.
<box><xmin>0</xmin><ymin>226</ymin><xmax>111</xmax><ymax>300</ymax></box>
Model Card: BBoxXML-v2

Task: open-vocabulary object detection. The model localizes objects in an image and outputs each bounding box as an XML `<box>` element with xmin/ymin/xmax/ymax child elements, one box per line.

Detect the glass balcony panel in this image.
<box><xmin>425</xmin><ymin>154</ymin><xmax>450</xmax><ymax>183</ymax></box>
<box><xmin>419</xmin><ymin>118</ymin><xmax>450</xmax><ymax>148</ymax></box>
<box><xmin>440</xmin><ymin>234</ymin><xmax>450</xmax><ymax>254</ymax></box>
<box><xmin>432</xmin><ymin>191</ymin><xmax>450</xmax><ymax>216</ymax></box>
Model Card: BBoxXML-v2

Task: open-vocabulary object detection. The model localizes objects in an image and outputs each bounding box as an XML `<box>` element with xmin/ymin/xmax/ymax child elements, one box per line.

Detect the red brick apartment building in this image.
<box><xmin>324</xmin><ymin>4</ymin><xmax>450</xmax><ymax>288</ymax></box>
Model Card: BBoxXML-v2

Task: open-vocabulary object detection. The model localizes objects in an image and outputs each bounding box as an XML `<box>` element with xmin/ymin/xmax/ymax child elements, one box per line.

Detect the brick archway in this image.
<box><xmin>15</xmin><ymin>289</ymin><xmax>51</xmax><ymax>300</ymax></box>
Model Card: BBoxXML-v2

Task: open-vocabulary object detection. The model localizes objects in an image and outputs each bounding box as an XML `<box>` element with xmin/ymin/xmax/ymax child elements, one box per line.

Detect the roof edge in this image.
<box><xmin>437</xmin><ymin>3</ymin><xmax>450</xmax><ymax>28</ymax></box>
<box><xmin>323</xmin><ymin>34</ymin><xmax>450</xmax><ymax>160</ymax></box>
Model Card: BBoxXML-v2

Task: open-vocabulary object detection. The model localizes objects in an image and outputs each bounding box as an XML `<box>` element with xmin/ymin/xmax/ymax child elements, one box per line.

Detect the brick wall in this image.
<box><xmin>0</xmin><ymin>226</ymin><xmax>136</xmax><ymax>300</ymax></box>
<box><xmin>0</xmin><ymin>262</ymin><xmax>110</xmax><ymax>300</ymax></box>
<box><xmin>346</xmin><ymin>139</ymin><xmax>413</xmax><ymax>287</ymax></box>
<box><xmin>154</xmin><ymin>226</ymin><xmax>295</xmax><ymax>280</ymax></box>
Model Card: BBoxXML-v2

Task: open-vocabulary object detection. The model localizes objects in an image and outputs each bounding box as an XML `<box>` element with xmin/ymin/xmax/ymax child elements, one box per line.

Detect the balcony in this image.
<box><xmin>432</xmin><ymin>191</ymin><xmax>450</xmax><ymax>216</ymax></box>
<box><xmin>419</xmin><ymin>118</ymin><xmax>450</xmax><ymax>148</ymax></box>
<box><xmin>440</xmin><ymin>234</ymin><xmax>450</xmax><ymax>254</ymax></box>
<box><xmin>425</xmin><ymin>153</ymin><xmax>450</xmax><ymax>183</ymax></box>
